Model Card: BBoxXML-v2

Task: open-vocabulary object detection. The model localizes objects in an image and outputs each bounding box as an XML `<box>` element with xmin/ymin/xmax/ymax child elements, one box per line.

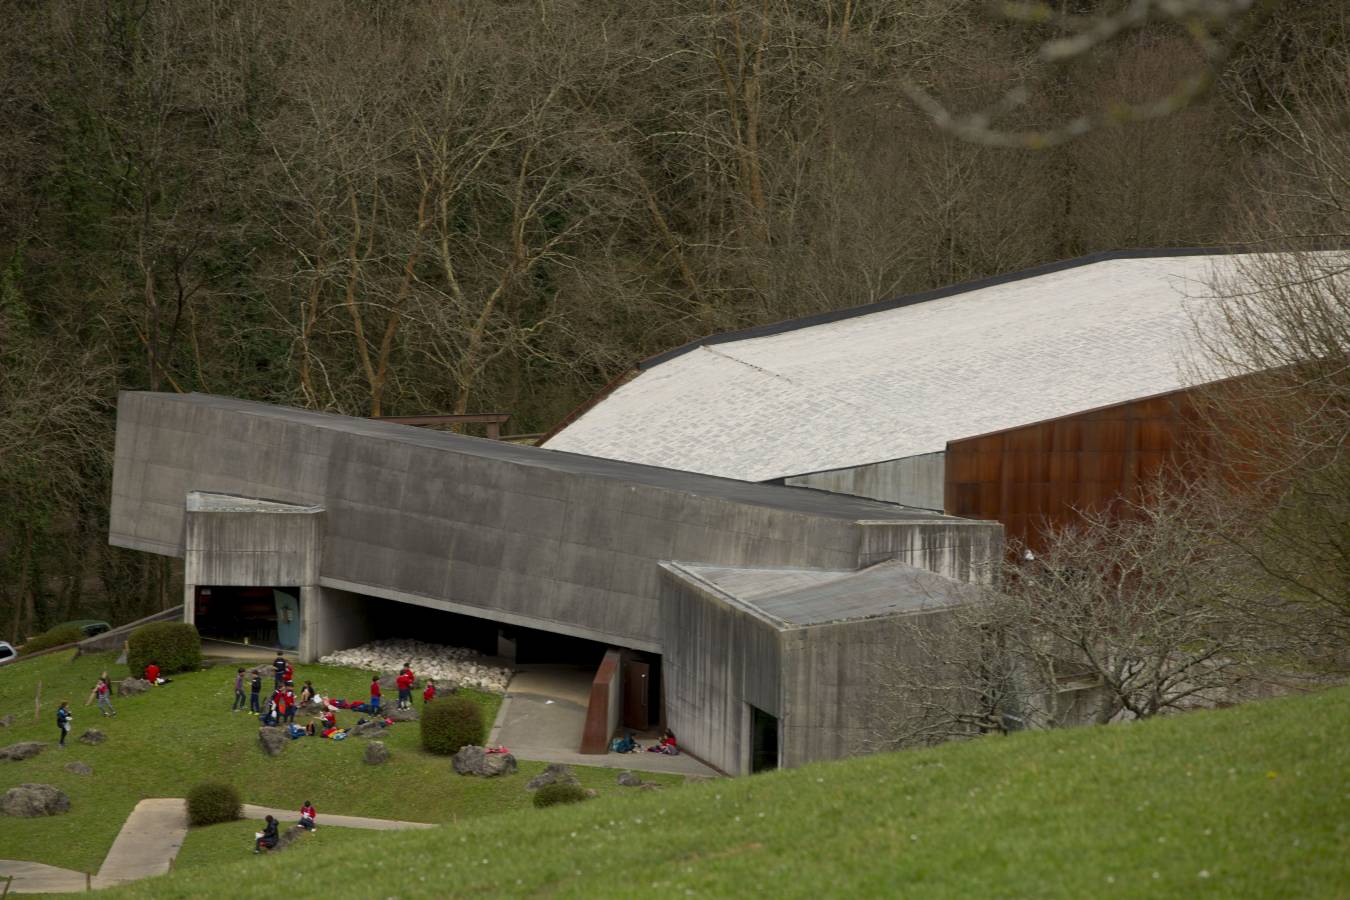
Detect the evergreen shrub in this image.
<box><xmin>126</xmin><ymin>622</ymin><xmax>201</xmax><ymax>677</ymax></box>
<box><xmin>186</xmin><ymin>782</ymin><xmax>241</xmax><ymax>827</ymax></box>
<box><xmin>420</xmin><ymin>697</ymin><xmax>484</xmax><ymax>755</ymax></box>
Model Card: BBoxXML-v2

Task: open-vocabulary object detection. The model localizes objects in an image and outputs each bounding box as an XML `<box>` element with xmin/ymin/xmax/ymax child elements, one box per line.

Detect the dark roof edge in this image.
<box><xmin>638</xmin><ymin>246</ymin><xmax>1238</xmax><ymax>371</ymax></box>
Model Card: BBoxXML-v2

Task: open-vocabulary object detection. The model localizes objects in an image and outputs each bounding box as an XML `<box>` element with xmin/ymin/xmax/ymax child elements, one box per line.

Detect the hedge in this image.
<box><xmin>533</xmin><ymin>783</ymin><xmax>590</xmax><ymax>808</ymax></box>
<box><xmin>22</xmin><ymin>624</ymin><xmax>86</xmax><ymax>654</ymax></box>
<box><xmin>420</xmin><ymin>696</ymin><xmax>484</xmax><ymax>755</ymax></box>
<box><xmin>186</xmin><ymin>782</ymin><xmax>241</xmax><ymax>827</ymax></box>
<box><xmin>127</xmin><ymin>622</ymin><xmax>202</xmax><ymax>678</ymax></box>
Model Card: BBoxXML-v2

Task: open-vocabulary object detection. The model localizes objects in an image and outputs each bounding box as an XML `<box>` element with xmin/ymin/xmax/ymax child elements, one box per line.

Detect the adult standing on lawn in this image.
<box><xmin>369</xmin><ymin>674</ymin><xmax>382</xmax><ymax>714</ymax></box>
<box><xmin>232</xmin><ymin>668</ymin><xmax>247</xmax><ymax>712</ymax></box>
<box><xmin>249</xmin><ymin>671</ymin><xmax>263</xmax><ymax>715</ymax></box>
<box><xmin>272</xmin><ymin>653</ymin><xmax>287</xmax><ymax>691</ymax></box>
<box><xmin>95</xmin><ymin>675</ymin><xmax>117</xmax><ymax>717</ymax></box>
<box><xmin>56</xmin><ymin>701</ymin><xmax>72</xmax><ymax>748</ymax></box>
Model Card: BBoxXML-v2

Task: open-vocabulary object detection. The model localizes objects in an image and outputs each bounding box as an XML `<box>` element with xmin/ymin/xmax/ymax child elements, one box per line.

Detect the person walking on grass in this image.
<box><xmin>423</xmin><ymin>678</ymin><xmax>436</xmax><ymax>705</ymax></box>
<box><xmin>369</xmin><ymin>674</ymin><xmax>381</xmax><ymax>714</ymax></box>
<box><xmin>232</xmin><ymin>668</ymin><xmax>247</xmax><ymax>712</ymax></box>
<box><xmin>95</xmin><ymin>676</ymin><xmax>116</xmax><ymax>717</ymax></box>
<box><xmin>249</xmin><ymin>672</ymin><xmax>263</xmax><ymax>715</ymax></box>
<box><xmin>56</xmin><ymin>701</ymin><xmax>72</xmax><ymax>748</ymax></box>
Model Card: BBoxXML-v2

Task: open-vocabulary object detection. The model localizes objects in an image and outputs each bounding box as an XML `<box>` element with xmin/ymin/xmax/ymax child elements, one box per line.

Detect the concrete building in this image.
<box><xmin>109</xmin><ymin>391</ymin><xmax>1001</xmax><ymax>774</ymax></box>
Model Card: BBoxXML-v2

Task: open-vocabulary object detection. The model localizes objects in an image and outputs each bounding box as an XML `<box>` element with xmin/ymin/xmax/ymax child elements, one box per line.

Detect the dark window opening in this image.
<box><xmin>194</xmin><ymin>586</ymin><xmax>299</xmax><ymax>650</ymax></box>
<box><xmin>750</xmin><ymin>705</ymin><xmax>779</xmax><ymax>774</ymax></box>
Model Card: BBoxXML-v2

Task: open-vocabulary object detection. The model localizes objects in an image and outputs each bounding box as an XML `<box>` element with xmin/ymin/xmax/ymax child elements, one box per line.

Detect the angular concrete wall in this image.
<box><xmin>779</xmin><ymin>608</ymin><xmax>955</xmax><ymax>767</ymax></box>
<box><xmin>784</xmin><ymin>452</ymin><xmax>946</xmax><ymax>510</ymax></box>
<box><xmin>659</xmin><ymin>567</ymin><xmax>782</xmax><ymax>775</ymax></box>
<box><xmin>111</xmin><ymin>393</ymin><xmax>992</xmax><ymax>654</ymax></box>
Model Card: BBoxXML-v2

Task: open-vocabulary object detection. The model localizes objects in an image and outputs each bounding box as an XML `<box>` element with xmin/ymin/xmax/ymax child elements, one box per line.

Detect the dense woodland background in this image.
<box><xmin>1</xmin><ymin>0</ymin><xmax>1346</xmax><ymax>638</ymax></box>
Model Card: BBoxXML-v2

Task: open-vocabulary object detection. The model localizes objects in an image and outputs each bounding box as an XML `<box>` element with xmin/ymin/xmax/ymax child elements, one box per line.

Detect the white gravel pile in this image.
<box><xmin>319</xmin><ymin>639</ymin><xmax>512</xmax><ymax>693</ymax></box>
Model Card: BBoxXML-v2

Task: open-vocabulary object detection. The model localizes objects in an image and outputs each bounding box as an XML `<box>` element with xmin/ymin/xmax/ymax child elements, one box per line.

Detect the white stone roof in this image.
<box><xmin>543</xmin><ymin>252</ymin><xmax>1300</xmax><ymax>481</ymax></box>
<box><xmin>664</xmin><ymin>559</ymin><xmax>978</xmax><ymax>628</ymax></box>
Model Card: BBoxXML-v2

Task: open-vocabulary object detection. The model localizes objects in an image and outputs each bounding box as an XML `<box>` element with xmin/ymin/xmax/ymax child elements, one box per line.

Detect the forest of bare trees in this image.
<box><xmin>1</xmin><ymin>0</ymin><xmax>1345</xmax><ymax>638</ymax></box>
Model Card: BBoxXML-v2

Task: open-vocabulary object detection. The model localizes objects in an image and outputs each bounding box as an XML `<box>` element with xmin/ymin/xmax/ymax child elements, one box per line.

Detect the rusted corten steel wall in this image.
<box><xmin>943</xmin><ymin>387</ymin><xmax>1208</xmax><ymax>553</ymax></box>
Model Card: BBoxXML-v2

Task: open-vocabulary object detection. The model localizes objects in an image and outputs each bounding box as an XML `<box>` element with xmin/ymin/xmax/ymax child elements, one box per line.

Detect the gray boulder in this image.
<box><xmin>65</xmin><ymin>762</ymin><xmax>93</xmax><ymax>776</ymax></box>
<box><xmin>0</xmin><ymin>714</ymin><xmax>12</xmax><ymax>728</ymax></box>
<box><xmin>1</xmin><ymin>784</ymin><xmax>70</xmax><ymax>817</ymax></box>
<box><xmin>78</xmin><ymin>729</ymin><xmax>106</xmax><ymax>745</ymax></box>
<box><xmin>384</xmin><ymin>706</ymin><xmax>419</xmax><ymax>722</ymax></box>
<box><xmin>617</xmin><ymin>771</ymin><xmax>644</xmax><ymax>787</ymax></box>
<box><xmin>349</xmin><ymin>720</ymin><xmax>387</xmax><ymax>738</ymax></box>
<box><xmin>273</xmin><ymin>825</ymin><xmax>307</xmax><ymax>853</ymax></box>
<box><xmin>453</xmin><ymin>745</ymin><xmax>517</xmax><ymax>777</ymax></box>
<box><xmin>363</xmin><ymin>740</ymin><xmax>389</xmax><ymax>765</ymax></box>
<box><xmin>0</xmin><ymin>741</ymin><xmax>48</xmax><ymax>762</ymax></box>
<box><xmin>525</xmin><ymin>762</ymin><xmax>579</xmax><ymax>791</ymax></box>
<box><xmin>258</xmin><ymin>727</ymin><xmax>287</xmax><ymax>757</ymax></box>
<box><xmin>117</xmin><ymin>678</ymin><xmax>152</xmax><ymax>697</ymax></box>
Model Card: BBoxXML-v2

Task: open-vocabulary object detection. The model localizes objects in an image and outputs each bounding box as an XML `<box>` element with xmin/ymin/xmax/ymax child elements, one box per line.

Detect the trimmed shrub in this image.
<box><xmin>420</xmin><ymin>697</ymin><xmax>484</xmax><ymax>756</ymax></box>
<box><xmin>186</xmin><ymin>782</ymin><xmax>241</xmax><ymax>827</ymax></box>
<box><xmin>126</xmin><ymin>622</ymin><xmax>201</xmax><ymax>678</ymax></box>
<box><xmin>533</xmin><ymin>783</ymin><xmax>590</xmax><ymax>809</ymax></box>
<box><xmin>22</xmin><ymin>624</ymin><xmax>86</xmax><ymax>653</ymax></box>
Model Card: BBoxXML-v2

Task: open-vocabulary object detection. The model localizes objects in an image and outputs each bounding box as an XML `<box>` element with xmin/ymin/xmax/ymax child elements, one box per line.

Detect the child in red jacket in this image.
<box><xmin>369</xmin><ymin>675</ymin><xmax>381</xmax><ymax>714</ymax></box>
<box><xmin>395</xmin><ymin>670</ymin><xmax>413</xmax><ymax>710</ymax></box>
<box><xmin>423</xmin><ymin>678</ymin><xmax>436</xmax><ymax>704</ymax></box>
<box><xmin>299</xmin><ymin>801</ymin><xmax>317</xmax><ymax>832</ymax></box>
<box><xmin>144</xmin><ymin>662</ymin><xmax>161</xmax><ymax>684</ymax></box>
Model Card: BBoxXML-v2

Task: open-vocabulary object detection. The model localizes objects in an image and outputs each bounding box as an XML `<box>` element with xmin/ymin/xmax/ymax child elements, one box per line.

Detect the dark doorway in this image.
<box><xmin>194</xmin><ymin>586</ymin><xmax>299</xmax><ymax>650</ymax></box>
<box><xmin>623</xmin><ymin>660</ymin><xmax>651</xmax><ymax>730</ymax></box>
<box><xmin>750</xmin><ymin>705</ymin><xmax>779</xmax><ymax>773</ymax></box>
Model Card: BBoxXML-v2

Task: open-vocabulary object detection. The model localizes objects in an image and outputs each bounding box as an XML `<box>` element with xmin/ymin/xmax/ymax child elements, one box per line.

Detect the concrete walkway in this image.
<box><xmin>491</xmin><ymin>666</ymin><xmax>719</xmax><ymax>779</ymax></box>
<box><xmin>0</xmin><ymin>799</ymin><xmax>434</xmax><ymax>894</ymax></box>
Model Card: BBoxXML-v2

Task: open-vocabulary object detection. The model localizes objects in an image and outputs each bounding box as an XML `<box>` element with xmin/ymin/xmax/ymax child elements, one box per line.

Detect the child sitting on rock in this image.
<box><xmin>299</xmin><ymin>801</ymin><xmax>317</xmax><ymax>832</ymax></box>
<box><xmin>254</xmin><ymin>815</ymin><xmax>279</xmax><ymax>853</ymax></box>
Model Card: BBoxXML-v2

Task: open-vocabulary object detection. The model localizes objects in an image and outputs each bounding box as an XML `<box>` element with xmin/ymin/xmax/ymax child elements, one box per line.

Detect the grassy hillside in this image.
<box><xmin>0</xmin><ymin>649</ymin><xmax>678</xmax><ymax>872</ymax></box>
<box><xmin>105</xmin><ymin>683</ymin><xmax>1350</xmax><ymax>899</ymax></box>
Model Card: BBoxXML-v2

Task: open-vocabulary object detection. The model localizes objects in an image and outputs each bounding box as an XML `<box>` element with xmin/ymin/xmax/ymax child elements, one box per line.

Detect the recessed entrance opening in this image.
<box><xmin>750</xmin><ymin>704</ymin><xmax>779</xmax><ymax>774</ymax></box>
<box><xmin>194</xmin><ymin>586</ymin><xmax>300</xmax><ymax>650</ymax></box>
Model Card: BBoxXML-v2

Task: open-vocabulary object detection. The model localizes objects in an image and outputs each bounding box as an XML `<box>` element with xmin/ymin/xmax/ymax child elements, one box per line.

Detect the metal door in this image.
<box><xmin>623</xmin><ymin>661</ymin><xmax>650</xmax><ymax>729</ymax></box>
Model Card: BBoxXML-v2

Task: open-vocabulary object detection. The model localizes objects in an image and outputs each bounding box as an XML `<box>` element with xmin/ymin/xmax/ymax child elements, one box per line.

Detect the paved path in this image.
<box><xmin>492</xmin><ymin>666</ymin><xmax>719</xmax><ymax>779</ymax></box>
<box><xmin>0</xmin><ymin>799</ymin><xmax>434</xmax><ymax>894</ymax></box>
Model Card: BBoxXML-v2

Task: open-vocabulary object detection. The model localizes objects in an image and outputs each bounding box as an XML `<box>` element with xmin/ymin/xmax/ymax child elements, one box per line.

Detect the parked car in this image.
<box><xmin>0</xmin><ymin>641</ymin><xmax>16</xmax><ymax>664</ymax></box>
<box><xmin>55</xmin><ymin>619</ymin><xmax>113</xmax><ymax>638</ymax></box>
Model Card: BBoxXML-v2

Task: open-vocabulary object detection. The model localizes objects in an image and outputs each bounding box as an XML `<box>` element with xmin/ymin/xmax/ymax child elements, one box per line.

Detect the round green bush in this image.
<box><xmin>186</xmin><ymin>782</ymin><xmax>241</xmax><ymax>827</ymax></box>
<box><xmin>22</xmin><ymin>624</ymin><xmax>86</xmax><ymax>653</ymax></box>
<box><xmin>127</xmin><ymin>622</ymin><xmax>202</xmax><ymax>678</ymax></box>
<box><xmin>533</xmin><ymin>783</ymin><xmax>590</xmax><ymax>808</ymax></box>
<box><xmin>420</xmin><ymin>697</ymin><xmax>484</xmax><ymax>755</ymax></box>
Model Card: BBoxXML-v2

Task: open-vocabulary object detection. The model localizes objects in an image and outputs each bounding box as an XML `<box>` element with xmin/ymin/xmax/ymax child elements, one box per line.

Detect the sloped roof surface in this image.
<box><xmin>543</xmin><ymin>251</ymin><xmax>1280</xmax><ymax>481</ymax></box>
<box><xmin>665</xmin><ymin>558</ymin><xmax>978</xmax><ymax>628</ymax></box>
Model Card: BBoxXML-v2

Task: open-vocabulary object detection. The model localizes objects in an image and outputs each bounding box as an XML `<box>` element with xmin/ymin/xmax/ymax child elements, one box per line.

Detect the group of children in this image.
<box><xmin>229</xmin><ymin>656</ymin><xmax>438</xmax><ymax>731</ymax></box>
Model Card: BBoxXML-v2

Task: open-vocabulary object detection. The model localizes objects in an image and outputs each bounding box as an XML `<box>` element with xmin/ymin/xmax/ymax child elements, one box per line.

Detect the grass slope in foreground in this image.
<box><xmin>0</xmin><ymin>649</ymin><xmax>677</xmax><ymax>872</ymax></box>
<box><xmin>112</xmin><ymin>684</ymin><xmax>1349</xmax><ymax>899</ymax></box>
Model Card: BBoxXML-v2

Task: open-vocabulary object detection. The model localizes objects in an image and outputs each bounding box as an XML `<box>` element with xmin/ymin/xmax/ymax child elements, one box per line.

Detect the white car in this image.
<box><xmin>0</xmin><ymin>641</ymin><xmax>15</xmax><ymax>665</ymax></box>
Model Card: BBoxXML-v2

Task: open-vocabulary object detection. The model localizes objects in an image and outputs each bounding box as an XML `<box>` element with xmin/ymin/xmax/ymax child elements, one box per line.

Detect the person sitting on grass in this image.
<box><xmin>423</xmin><ymin>678</ymin><xmax>436</xmax><ymax>704</ymax></box>
<box><xmin>254</xmin><ymin>815</ymin><xmax>279</xmax><ymax>853</ymax></box>
<box><xmin>299</xmin><ymin>680</ymin><xmax>316</xmax><ymax>705</ymax></box>
<box><xmin>299</xmin><ymin>801</ymin><xmax>317</xmax><ymax>832</ymax></box>
<box><xmin>369</xmin><ymin>674</ymin><xmax>382</xmax><ymax>714</ymax></box>
<box><xmin>144</xmin><ymin>660</ymin><xmax>161</xmax><ymax>685</ymax></box>
<box><xmin>260</xmin><ymin>698</ymin><xmax>279</xmax><ymax>727</ymax></box>
<box><xmin>320</xmin><ymin>710</ymin><xmax>337</xmax><ymax>730</ymax></box>
<box><xmin>56</xmin><ymin>701</ymin><xmax>72</xmax><ymax>748</ymax></box>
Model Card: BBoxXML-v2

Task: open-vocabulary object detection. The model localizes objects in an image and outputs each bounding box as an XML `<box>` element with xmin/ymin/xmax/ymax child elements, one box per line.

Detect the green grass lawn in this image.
<box><xmin>0</xmin><ymin>649</ymin><xmax>679</xmax><ymax>873</ymax></box>
<box><xmin>102</xmin><ymin>681</ymin><xmax>1349</xmax><ymax>899</ymax></box>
